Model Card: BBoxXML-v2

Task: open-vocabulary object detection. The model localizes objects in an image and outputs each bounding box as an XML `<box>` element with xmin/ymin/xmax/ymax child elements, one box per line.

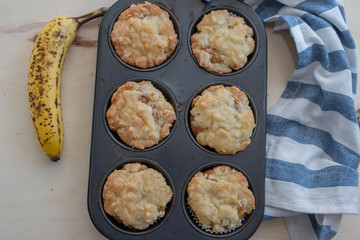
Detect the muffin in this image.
<box><xmin>106</xmin><ymin>81</ymin><xmax>176</xmax><ymax>149</ymax></box>
<box><xmin>190</xmin><ymin>85</ymin><xmax>255</xmax><ymax>154</ymax></box>
<box><xmin>187</xmin><ymin>165</ymin><xmax>255</xmax><ymax>233</ymax></box>
<box><xmin>191</xmin><ymin>9</ymin><xmax>255</xmax><ymax>74</ymax></box>
<box><xmin>102</xmin><ymin>162</ymin><xmax>173</xmax><ymax>230</ymax></box>
<box><xmin>110</xmin><ymin>1</ymin><xmax>179</xmax><ymax>68</ymax></box>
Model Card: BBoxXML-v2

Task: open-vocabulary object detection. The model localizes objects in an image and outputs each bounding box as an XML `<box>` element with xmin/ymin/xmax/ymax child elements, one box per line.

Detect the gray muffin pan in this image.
<box><xmin>87</xmin><ymin>0</ymin><xmax>267</xmax><ymax>239</ymax></box>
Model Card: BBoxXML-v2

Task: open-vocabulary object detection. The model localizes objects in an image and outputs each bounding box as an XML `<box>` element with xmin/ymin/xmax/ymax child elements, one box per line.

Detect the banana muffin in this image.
<box><xmin>190</xmin><ymin>85</ymin><xmax>255</xmax><ymax>154</ymax></box>
<box><xmin>191</xmin><ymin>9</ymin><xmax>255</xmax><ymax>74</ymax></box>
<box><xmin>110</xmin><ymin>1</ymin><xmax>179</xmax><ymax>68</ymax></box>
<box><xmin>102</xmin><ymin>162</ymin><xmax>173</xmax><ymax>230</ymax></box>
<box><xmin>187</xmin><ymin>165</ymin><xmax>255</xmax><ymax>233</ymax></box>
<box><xmin>106</xmin><ymin>81</ymin><xmax>176</xmax><ymax>149</ymax></box>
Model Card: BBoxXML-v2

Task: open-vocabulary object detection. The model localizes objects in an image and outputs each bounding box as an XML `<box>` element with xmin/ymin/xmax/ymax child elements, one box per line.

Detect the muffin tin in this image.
<box><xmin>87</xmin><ymin>0</ymin><xmax>267</xmax><ymax>239</ymax></box>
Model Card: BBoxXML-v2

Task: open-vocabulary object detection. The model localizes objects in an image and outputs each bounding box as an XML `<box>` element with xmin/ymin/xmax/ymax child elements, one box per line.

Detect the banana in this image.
<box><xmin>28</xmin><ymin>8</ymin><xmax>107</xmax><ymax>161</ymax></box>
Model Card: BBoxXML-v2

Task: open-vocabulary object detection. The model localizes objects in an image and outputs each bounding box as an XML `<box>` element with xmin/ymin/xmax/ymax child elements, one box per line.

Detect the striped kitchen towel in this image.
<box><xmin>241</xmin><ymin>0</ymin><xmax>360</xmax><ymax>239</ymax></box>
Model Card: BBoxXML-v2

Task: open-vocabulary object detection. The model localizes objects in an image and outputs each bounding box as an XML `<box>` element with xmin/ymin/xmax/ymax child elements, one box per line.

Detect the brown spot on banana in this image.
<box><xmin>49</xmin><ymin>50</ymin><xmax>57</xmax><ymax>57</ymax></box>
<box><xmin>53</xmin><ymin>30</ymin><xmax>60</xmax><ymax>38</ymax></box>
<box><xmin>46</xmin><ymin>61</ymin><xmax>54</xmax><ymax>67</ymax></box>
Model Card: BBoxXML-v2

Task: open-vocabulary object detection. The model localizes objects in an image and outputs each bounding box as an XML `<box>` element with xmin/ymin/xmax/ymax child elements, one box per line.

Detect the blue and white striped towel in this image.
<box><xmin>240</xmin><ymin>0</ymin><xmax>360</xmax><ymax>239</ymax></box>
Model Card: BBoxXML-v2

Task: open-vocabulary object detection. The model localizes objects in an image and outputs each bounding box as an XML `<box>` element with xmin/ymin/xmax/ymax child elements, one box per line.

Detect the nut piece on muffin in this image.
<box><xmin>102</xmin><ymin>162</ymin><xmax>173</xmax><ymax>230</ymax></box>
<box><xmin>110</xmin><ymin>1</ymin><xmax>179</xmax><ymax>68</ymax></box>
<box><xmin>191</xmin><ymin>9</ymin><xmax>255</xmax><ymax>74</ymax></box>
<box><xmin>187</xmin><ymin>165</ymin><xmax>255</xmax><ymax>233</ymax></box>
<box><xmin>190</xmin><ymin>85</ymin><xmax>255</xmax><ymax>154</ymax></box>
<box><xmin>106</xmin><ymin>81</ymin><xmax>176</xmax><ymax>149</ymax></box>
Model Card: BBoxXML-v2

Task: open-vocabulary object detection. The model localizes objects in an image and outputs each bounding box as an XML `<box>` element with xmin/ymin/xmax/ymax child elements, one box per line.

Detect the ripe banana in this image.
<box><xmin>28</xmin><ymin>8</ymin><xmax>107</xmax><ymax>161</ymax></box>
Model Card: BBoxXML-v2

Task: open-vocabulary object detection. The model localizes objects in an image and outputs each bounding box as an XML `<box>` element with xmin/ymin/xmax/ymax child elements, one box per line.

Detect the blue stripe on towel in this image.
<box><xmin>300</xmin><ymin>13</ymin><xmax>356</xmax><ymax>49</ymax></box>
<box><xmin>297</xmin><ymin>44</ymin><xmax>350</xmax><ymax>72</ymax></box>
<box><xmin>254</xmin><ymin>0</ymin><xmax>284</xmax><ymax>19</ymax></box>
<box><xmin>301</xmin><ymin>13</ymin><xmax>332</xmax><ymax>31</ymax></box>
<box><xmin>282</xmin><ymin>82</ymin><xmax>356</xmax><ymax>123</ymax></box>
<box><xmin>266</xmin><ymin>158</ymin><xmax>359</xmax><ymax>188</ymax></box>
<box><xmin>308</xmin><ymin>214</ymin><xmax>337</xmax><ymax>240</ymax></box>
<box><xmin>295</xmin><ymin>0</ymin><xmax>338</xmax><ymax>15</ymax></box>
<box><xmin>280</xmin><ymin>15</ymin><xmax>303</xmax><ymax>29</ymax></box>
<box><xmin>282</xmin><ymin>14</ymin><xmax>355</xmax><ymax>49</ymax></box>
<box><xmin>267</xmin><ymin>115</ymin><xmax>359</xmax><ymax>169</ymax></box>
<box><xmin>336</xmin><ymin>29</ymin><xmax>356</xmax><ymax>49</ymax></box>
<box><xmin>352</xmin><ymin>73</ymin><xmax>357</xmax><ymax>94</ymax></box>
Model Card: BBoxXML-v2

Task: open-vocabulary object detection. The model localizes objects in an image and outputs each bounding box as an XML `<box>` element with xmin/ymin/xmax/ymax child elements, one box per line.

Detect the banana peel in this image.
<box><xmin>28</xmin><ymin>8</ymin><xmax>107</xmax><ymax>161</ymax></box>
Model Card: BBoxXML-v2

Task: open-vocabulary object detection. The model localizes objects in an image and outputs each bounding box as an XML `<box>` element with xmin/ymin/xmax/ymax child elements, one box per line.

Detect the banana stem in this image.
<box><xmin>74</xmin><ymin>7</ymin><xmax>109</xmax><ymax>28</ymax></box>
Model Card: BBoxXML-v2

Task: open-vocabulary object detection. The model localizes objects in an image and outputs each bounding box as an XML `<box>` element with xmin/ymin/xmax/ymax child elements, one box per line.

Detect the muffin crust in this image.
<box><xmin>187</xmin><ymin>165</ymin><xmax>255</xmax><ymax>233</ymax></box>
<box><xmin>106</xmin><ymin>81</ymin><xmax>176</xmax><ymax>149</ymax></box>
<box><xmin>110</xmin><ymin>1</ymin><xmax>179</xmax><ymax>68</ymax></box>
<box><xmin>190</xmin><ymin>85</ymin><xmax>255</xmax><ymax>154</ymax></box>
<box><xmin>191</xmin><ymin>10</ymin><xmax>255</xmax><ymax>73</ymax></box>
<box><xmin>103</xmin><ymin>163</ymin><xmax>173</xmax><ymax>230</ymax></box>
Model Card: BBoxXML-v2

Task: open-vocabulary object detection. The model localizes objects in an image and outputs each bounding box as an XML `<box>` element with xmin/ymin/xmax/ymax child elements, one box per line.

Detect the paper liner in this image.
<box><xmin>187</xmin><ymin>199</ymin><xmax>246</xmax><ymax>235</ymax></box>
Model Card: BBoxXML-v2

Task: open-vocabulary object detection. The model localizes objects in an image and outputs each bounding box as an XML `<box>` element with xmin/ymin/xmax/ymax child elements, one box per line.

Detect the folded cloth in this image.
<box><xmin>241</xmin><ymin>0</ymin><xmax>360</xmax><ymax>239</ymax></box>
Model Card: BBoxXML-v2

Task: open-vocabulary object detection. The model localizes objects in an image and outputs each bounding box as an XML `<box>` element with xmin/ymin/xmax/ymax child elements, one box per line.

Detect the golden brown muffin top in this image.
<box><xmin>106</xmin><ymin>81</ymin><xmax>176</xmax><ymax>149</ymax></box>
<box><xmin>190</xmin><ymin>85</ymin><xmax>255</xmax><ymax>154</ymax></box>
<box><xmin>191</xmin><ymin>10</ymin><xmax>255</xmax><ymax>73</ymax></box>
<box><xmin>103</xmin><ymin>163</ymin><xmax>173</xmax><ymax>230</ymax></box>
<box><xmin>110</xmin><ymin>1</ymin><xmax>179</xmax><ymax>68</ymax></box>
<box><xmin>187</xmin><ymin>165</ymin><xmax>255</xmax><ymax>233</ymax></box>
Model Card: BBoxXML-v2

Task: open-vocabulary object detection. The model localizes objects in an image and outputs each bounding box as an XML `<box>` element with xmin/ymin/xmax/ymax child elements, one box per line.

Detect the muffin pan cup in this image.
<box><xmin>103</xmin><ymin>78</ymin><xmax>179</xmax><ymax>151</ymax></box>
<box><xmin>183</xmin><ymin>162</ymin><xmax>257</xmax><ymax>237</ymax></box>
<box><xmin>88</xmin><ymin>0</ymin><xmax>267</xmax><ymax>239</ymax></box>
<box><xmin>99</xmin><ymin>158</ymin><xmax>175</xmax><ymax>235</ymax></box>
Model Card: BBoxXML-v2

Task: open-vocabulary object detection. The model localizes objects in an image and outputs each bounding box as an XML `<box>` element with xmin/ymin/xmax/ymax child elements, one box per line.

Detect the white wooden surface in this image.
<box><xmin>0</xmin><ymin>0</ymin><xmax>358</xmax><ymax>239</ymax></box>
